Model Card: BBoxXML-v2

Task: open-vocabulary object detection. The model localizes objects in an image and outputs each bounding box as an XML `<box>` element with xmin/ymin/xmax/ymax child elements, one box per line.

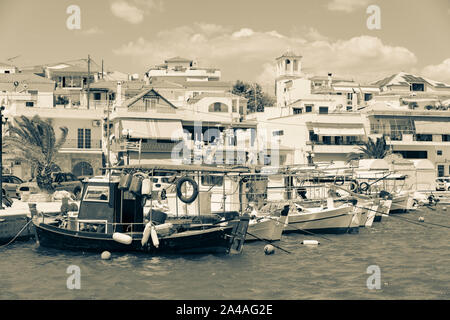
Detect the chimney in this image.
<box><xmin>328</xmin><ymin>73</ymin><xmax>332</xmax><ymax>88</ymax></box>
<box><xmin>116</xmin><ymin>81</ymin><xmax>123</xmax><ymax>107</ymax></box>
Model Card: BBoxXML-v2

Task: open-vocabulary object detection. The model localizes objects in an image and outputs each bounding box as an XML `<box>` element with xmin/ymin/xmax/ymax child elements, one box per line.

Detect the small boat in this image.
<box><xmin>246</xmin><ymin>204</ymin><xmax>290</xmax><ymax>241</ymax></box>
<box><xmin>284</xmin><ymin>201</ymin><xmax>356</xmax><ymax>234</ymax></box>
<box><xmin>390</xmin><ymin>192</ymin><xmax>411</xmax><ymax>213</ymax></box>
<box><xmin>33</xmin><ymin>164</ymin><xmax>251</xmax><ymax>255</ymax></box>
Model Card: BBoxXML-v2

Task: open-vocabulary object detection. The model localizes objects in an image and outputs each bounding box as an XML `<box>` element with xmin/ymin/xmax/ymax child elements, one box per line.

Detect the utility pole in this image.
<box><xmin>87</xmin><ymin>54</ymin><xmax>90</xmax><ymax>109</ymax></box>
<box><xmin>0</xmin><ymin>105</ymin><xmax>5</xmax><ymax>209</ymax></box>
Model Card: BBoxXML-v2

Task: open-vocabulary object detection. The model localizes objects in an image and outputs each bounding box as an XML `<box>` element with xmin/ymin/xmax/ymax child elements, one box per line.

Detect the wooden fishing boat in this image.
<box><xmin>284</xmin><ymin>202</ymin><xmax>356</xmax><ymax>234</ymax></box>
<box><xmin>246</xmin><ymin>204</ymin><xmax>290</xmax><ymax>241</ymax></box>
<box><xmin>33</xmin><ymin>164</ymin><xmax>251</xmax><ymax>255</ymax></box>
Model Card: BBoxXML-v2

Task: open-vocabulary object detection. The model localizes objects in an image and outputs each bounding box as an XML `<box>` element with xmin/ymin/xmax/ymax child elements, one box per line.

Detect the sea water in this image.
<box><xmin>0</xmin><ymin>206</ymin><xmax>448</xmax><ymax>299</ymax></box>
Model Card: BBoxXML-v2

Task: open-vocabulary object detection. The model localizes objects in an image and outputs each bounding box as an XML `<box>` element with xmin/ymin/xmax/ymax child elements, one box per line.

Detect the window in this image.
<box><xmin>305</xmin><ymin>105</ymin><xmax>313</xmax><ymax>113</ymax></box>
<box><xmin>335</xmin><ymin>136</ymin><xmax>343</xmax><ymax>145</ymax></box>
<box><xmin>78</xmin><ymin>129</ymin><xmax>91</xmax><ymax>148</ymax></box>
<box><xmin>415</xmin><ymin>134</ymin><xmax>432</xmax><ymax>142</ymax></box>
<box><xmin>232</xmin><ymin>99</ymin><xmax>237</xmax><ymax>113</ymax></box>
<box><xmin>322</xmin><ymin>136</ymin><xmax>331</xmax><ymax>145</ymax></box>
<box><xmin>293</xmin><ymin>60</ymin><xmax>298</xmax><ymax>71</ymax></box>
<box><xmin>346</xmin><ymin>106</ymin><xmax>353</xmax><ymax>111</ymax></box>
<box><xmin>285</xmin><ymin>59</ymin><xmax>290</xmax><ymax>71</ymax></box>
<box><xmin>25</xmin><ymin>101</ymin><xmax>34</xmax><ymax>107</ymax></box>
<box><xmin>394</xmin><ymin>150</ymin><xmax>428</xmax><ymax>159</ymax></box>
<box><xmin>442</xmin><ymin>135</ymin><xmax>450</xmax><ymax>142</ymax></box>
<box><xmin>347</xmin><ymin>93</ymin><xmax>353</xmax><ymax>100</ymax></box>
<box><xmin>437</xmin><ymin>165</ymin><xmax>444</xmax><ymax>177</ymax></box>
<box><xmin>364</xmin><ymin>93</ymin><xmax>373</xmax><ymax>101</ymax></box>
<box><xmin>201</xmin><ymin>175</ymin><xmax>224</xmax><ymax>186</ymax></box>
<box><xmin>272</xmin><ymin>130</ymin><xmax>284</xmax><ymax>136</ymax></box>
<box><xmin>437</xmin><ymin>150</ymin><xmax>443</xmax><ymax>156</ymax></box>
<box><xmin>208</xmin><ymin>102</ymin><xmax>228</xmax><ymax>113</ymax></box>
<box><xmin>4</xmin><ymin>70</ymin><xmax>10</xmax><ymax>74</ymax></box>
<box><xmin>85</xmin><ymin>129</ymin><xmax>91</xmax><ymax>149</ymax></box>
<box><xmin>319</xmin><ymin>106</ymin><xmax>328</xmax><ymax>114</ymax></box>
<box><xmin>411</xmin><ymin>83</ymin><xmax>424</xmax><ymax>92</ymax></box>
<box><xmin>309</xmin><ymin>130</ymin><xmax>318</xmax><ymax>142</ymax></box>
<box><xmin>293</xmin><ymin>108</ymin><xmax>302</xmax><ymax>114</ymax></box>
<box><xmin>93</xmin><ymin>93</ymin><xmax>101</xmax><ymax>100</ymax></box>
<box><xmin>84</xmin><ymin>186</ymin><xmax>109</xmax><ymax>202</ymax></box>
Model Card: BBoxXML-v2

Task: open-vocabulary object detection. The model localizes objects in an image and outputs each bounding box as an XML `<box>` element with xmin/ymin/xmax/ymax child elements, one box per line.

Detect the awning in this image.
<box><xmin>313</xmin><ymin>127</ymin><xmax>365</xmax><ymax>136</ymax></box>
<box><xmin>414</xmin><ymin>121</ymin><xmax>450</xmax><ymax>134</ymax></box>
<box><xmin>121</xmin><ymin>119</ymin><xmax>184</xmax><ymax>140</ymax></box>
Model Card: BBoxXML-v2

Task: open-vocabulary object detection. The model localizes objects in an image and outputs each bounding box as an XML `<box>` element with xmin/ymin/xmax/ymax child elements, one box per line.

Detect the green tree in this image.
<box><xmin>346</xmin><ymin>136</ymin><xmax>390</xmax><ymax>162</ymax></box>
<box><xmin>232</xmin><ymin>80</ymin><xmax>275</xmax><ymax>113</ymax></box>
<box><xmin>3</xmin><ymin>115</ymin><xmax>68</xmax><ymax>193</ymax></box>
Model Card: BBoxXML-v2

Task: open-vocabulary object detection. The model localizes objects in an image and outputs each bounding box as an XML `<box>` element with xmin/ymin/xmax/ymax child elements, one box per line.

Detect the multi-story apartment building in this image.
<box><xmin>146</xmin><ymin>56</ymin><xmax>221</xmax><ymax>82</ymax></box>
<box><xmin>364</xmin><ymin>72</ymin><xmax>450</xmax><ymax>177</ymax></box>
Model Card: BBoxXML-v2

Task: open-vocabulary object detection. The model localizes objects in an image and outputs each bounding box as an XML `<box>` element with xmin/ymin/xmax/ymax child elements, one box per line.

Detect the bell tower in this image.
<box><xmin>275</xmin><ymin>49</ymin><xmax>303</xmax><ymax>107</ymax></box>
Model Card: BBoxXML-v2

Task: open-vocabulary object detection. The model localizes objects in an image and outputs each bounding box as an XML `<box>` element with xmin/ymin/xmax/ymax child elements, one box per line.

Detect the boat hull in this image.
<box><xmin>284</xmin><ymin>205</ymin><xmax>356</xmax><ymax>234</ymax></box>
<box><xmin>34</xmin><ymin>221</ymin><xmax>240</xmax><ymax>254</ymax></box>
<box><xmin>390</xmin><ymin>194</ymin><xmax>410</xmax><ymax>213</ymax></box>
<box><xmin>246</xmin><ymin>214</ymin><xmax>288</xmax><ymax>241</ymax></box>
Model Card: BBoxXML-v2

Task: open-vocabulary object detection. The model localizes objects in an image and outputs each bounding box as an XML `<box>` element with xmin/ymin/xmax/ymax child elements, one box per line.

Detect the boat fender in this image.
<box><xmin>118</xmin><ymin>173</ymin><xmax>133</xmax><ymax>190</ymax></box>
<box><xmin>112</xmin><ymin>232</ymin><xmax>133</xmax><ymax>245</ymax></box>
<box><xmin>348</xmin><ymin>181</ymin><xmax>359</xmax><ymax>192</ymax></box>
<box><xmin>176</xmin><ymin>176</ymin><xmax>199</xmax><ymax>204</ymax></box>
<box><xmin>418</xmin><ymin>216</ymin><xmax>425</xmax><ymax>222</ymax></box>
<box><xmin>359</xmin><ymin>182</ymin><xmax>370</xmax><ymax>192</ymax></box>
<box><xmin>151</xmin><ymin>226</ymin><xmax>159</xmax><ymax>248</ymax></box>
<box><xmin>129</xmin><ymin>175</ymin><xmax>143</xmax><ymax>195</ymax></box>
<box><xmin>302</xmin><ymin>240</ymin><xmax>320</xmax><ymax>245</ymax></box>
<box><xmin>141</xmin><ymin>178</ymin><xmax>152</xmax><ymax>195</ymax></box>
<box><xmin>141</xmin><ymin>222</ymin><xmax>152</xmax><ymax>246</ymax></box>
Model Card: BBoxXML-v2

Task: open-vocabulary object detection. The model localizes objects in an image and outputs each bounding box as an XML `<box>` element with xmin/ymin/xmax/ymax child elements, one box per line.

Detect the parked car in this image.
<box><xmin>1</xmin><ymin>175</ymin><xmax>24</xmax><ymax>198</ymax></box>
<box><xmin>17</xmin><ymin>172</ymin><xmax>83</xmax><ymax>200</ymax></box>
<box><xmin>437</xmin><ymin>176</ymin><xmax>450</xmax><ymax>191</ymax></box>
<box><xmin>436</xmin><ymin>178</ymin><xmax>446</xmax><ymax>191</ymax></box>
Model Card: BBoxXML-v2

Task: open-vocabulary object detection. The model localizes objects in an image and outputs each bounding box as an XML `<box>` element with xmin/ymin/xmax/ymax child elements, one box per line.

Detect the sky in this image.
<box><xmin>1</xmin><ymin>0</ymin><xmax>449</xmax><ymax>93</ymax></box>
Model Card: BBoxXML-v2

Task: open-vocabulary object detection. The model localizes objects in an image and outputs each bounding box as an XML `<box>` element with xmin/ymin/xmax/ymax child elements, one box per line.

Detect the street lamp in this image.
<box><xmin>0</xmin><ymin>105</ymin><xmax>7</xmax><ymax>209</ymax></box>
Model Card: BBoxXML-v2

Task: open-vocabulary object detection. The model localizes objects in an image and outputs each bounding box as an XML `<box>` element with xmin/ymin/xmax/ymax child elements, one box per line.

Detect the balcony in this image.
<box><xmin>306</xmin><ymin>141</ymin><xmax>363</xmax><ymax>153</ymax></box>
<box><xmin>60</xmin><ymin>139</ymin><xmax>102</xmax><ymax>153</ymax></box>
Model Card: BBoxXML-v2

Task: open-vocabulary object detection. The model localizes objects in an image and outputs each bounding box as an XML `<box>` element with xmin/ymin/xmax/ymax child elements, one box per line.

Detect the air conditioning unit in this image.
<box><xmin>92</xmin><ymin>120</ymin><xmax>101</xmax><ymax>127</ymax></box>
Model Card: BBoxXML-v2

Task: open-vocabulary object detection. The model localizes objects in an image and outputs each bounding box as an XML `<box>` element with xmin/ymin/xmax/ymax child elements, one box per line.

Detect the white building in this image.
<box><xmin>146</xmin><ymin>57</ymin><xmax>221</xmax><ymax>82</ymax></box>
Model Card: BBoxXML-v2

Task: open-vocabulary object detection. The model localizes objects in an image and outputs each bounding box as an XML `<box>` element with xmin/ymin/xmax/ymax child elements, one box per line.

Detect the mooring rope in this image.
<box><xmin>0</xmin><ymin>218</ymin><xmax>34</xmax><ymax>248</ymax></box>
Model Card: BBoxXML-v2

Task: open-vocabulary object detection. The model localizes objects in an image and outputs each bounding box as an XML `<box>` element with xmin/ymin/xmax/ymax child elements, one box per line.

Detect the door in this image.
<box><xmin>437</xmin><ymin>165</ymin><xmax>444</xmax><ymax>177</ymax></box>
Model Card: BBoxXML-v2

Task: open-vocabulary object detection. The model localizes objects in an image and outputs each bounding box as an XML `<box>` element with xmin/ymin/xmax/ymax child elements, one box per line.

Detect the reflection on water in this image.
<box><xmin>0</xmin><ymin>206</ymin><xmax>449</xmax><ymax>299</ymax></box>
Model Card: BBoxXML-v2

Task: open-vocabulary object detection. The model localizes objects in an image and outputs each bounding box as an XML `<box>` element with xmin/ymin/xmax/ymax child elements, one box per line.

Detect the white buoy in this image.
<box><xmin>302</xmin><ymin>240</ymin><xmax>320</xmax><ymax>245</ymax></box>
<box><xmin>141</xmin><ymin>178</ymin><xmax>152</xmax><ymax>195</ymax></box>
<box><xmin>112</xmin><ymin>232</ymin><xmax>133</xmax><ymax>245</ymax></box>
<box><xmin>418</xmin><ymin>216</ymin><xmax>425</xmax><ymax>222</ymax></box>
<box><xmin>150</xmin><ymin>226</ymin><xmax>159</xmax><ymax>248</ymax></box>
<box><xmin>101</xmin><ymin>251</ymin><xmax>111</xmax><ymax>260</ymax></box>
<box><xmin>141</xmin><ymin>222</ymin><xmax>152</xmax><ymax>246</ymax></box>
<box><xmin>264</xmin><ymin>244</ymin><xmax>275</xmax><ymax>255</ymax></box>
<box><xmin>443</xmin><ymin>207</ymin><xmax>447</xmax><ymax>211</ymax></box>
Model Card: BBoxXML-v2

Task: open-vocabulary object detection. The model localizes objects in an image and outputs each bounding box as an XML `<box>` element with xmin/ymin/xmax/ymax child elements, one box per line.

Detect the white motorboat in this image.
<box><xmin>285</xmin><ymin>202</ymin><xmax>356</xmax><ymax>234</ymax></box>
<box><xmin>246</xmin><ymin>204</ymin><xmax>290</xmax><ymax>241</ymax></box>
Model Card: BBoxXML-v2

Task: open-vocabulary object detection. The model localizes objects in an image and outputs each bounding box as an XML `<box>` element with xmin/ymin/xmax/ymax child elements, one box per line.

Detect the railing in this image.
<box><xmin>62</xmin><ymin>139</ymin><xmax>102</xmax><ymax>149</ymax></box>
<box><xmin>306</xmin><ymin>141</ymin><xmax>364</xmax><ymax>146</ymax></box>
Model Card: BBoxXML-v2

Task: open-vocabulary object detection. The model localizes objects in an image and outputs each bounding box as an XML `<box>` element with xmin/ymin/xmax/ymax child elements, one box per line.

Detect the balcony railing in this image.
<box><xmin>62</xmin><ymin>139</ymin><xmax>102</xmax><ymax>149</ymax></box>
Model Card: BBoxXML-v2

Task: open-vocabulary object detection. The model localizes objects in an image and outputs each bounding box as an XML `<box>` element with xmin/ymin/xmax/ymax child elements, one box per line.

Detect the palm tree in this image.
<box><xmin>346</xmin><ymin>136</ymin><xmax>390</xmax><ymax>162</ymax></box>
<box><xmin>3</xmin><ymin>115</ymin><xmax>68</xmax><ymax>193</ymax></box>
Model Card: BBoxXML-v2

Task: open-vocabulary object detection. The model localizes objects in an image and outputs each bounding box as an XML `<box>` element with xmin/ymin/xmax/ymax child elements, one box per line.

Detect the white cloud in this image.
<box><xmin>113</xmin><ymin>23</ymin><xmax>418</xmax><ymax>90</ymax></box>
<box><xmin>327</xmin><ymin>0</ymin><xmax>371</xmax><ymax>13</ymax></box>
<box><xmin>422</xmin><ymin>58</ymin><xmax>450</xmax><ymax>83</ymax></box>
<box><xmin>232</xmin><ymin>28</ymin><xmax>255</xmax><ymax>38</ymax></box>
<box><xmin>110</xmin><ymin>0</ymin><xmax>163</xmax><ymax>24</ymax></box>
